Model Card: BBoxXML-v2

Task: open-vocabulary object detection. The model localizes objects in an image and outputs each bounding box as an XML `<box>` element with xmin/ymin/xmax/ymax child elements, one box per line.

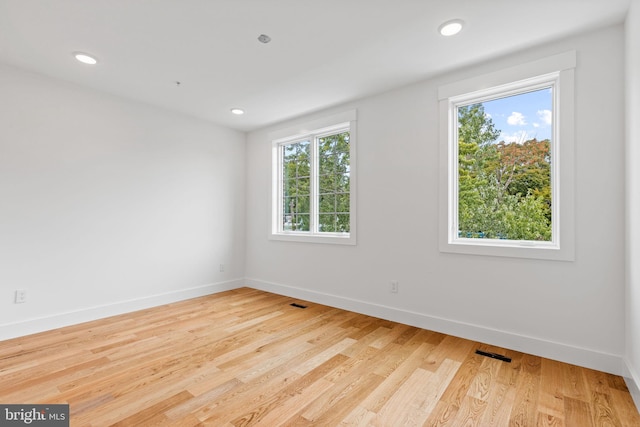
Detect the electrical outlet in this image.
<box><xmin>390</xmin><ymin>281</ymin><xmax>399</xmax><ymax>293</ymax></box>
<box><xmin>15</xmin><ymin>289</ymin><xmax>27</xmax><ymax>304</ymax></box>
<box><xmin>219</xmin><ymin>264</ymin><xmax>225</xmax><ymax>272</ymax></box>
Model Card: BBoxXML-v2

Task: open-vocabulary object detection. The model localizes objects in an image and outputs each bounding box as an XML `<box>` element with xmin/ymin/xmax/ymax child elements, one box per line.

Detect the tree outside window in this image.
<box><xmin>456</xmin><ymin>88</ymin><xmax>553</xmax><ymax>242</ymax></box>
<box><xmin>273</xmin><ymin>122</ymin><xmax>354</xmax><ymax>243</ymax></box>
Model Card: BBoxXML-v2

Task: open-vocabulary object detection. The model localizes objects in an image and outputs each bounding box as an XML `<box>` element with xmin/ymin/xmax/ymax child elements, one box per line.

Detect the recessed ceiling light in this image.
<box><xmin>231</xmin><ymin>108</ymin><xmax>245</xmax><ymax>115</ymax></box>
<box><xmin>74</xmin><ymin>52</ymin><xmax>98</xmax><ymax>65</ymax></box>
<box><xmin>438</xmin><ymin>19</ymin><xmax>464</xmax><ymax>36</ymax></box>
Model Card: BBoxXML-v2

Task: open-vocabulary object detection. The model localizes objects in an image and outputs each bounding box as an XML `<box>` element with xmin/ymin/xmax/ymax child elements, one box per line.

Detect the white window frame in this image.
<box><xmin>438</xmin><ymin>51</ymin><xmax>575</xmax><ymax>261</ymax></box>
<box><xmin>270</xmin><ymin>110</ymin><xmax>357</xmax><ymax>245</ymax></box>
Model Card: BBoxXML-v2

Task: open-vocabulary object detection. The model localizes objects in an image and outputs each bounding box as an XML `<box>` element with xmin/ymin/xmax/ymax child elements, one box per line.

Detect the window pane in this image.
<box><xmin>336</xmin><ymin>193</ymin><xmax>350</xmax><ymax>213</ymax></box>
<box><xmin>319</xmin><ymin>154</ymin><xmax>335</xmax><ymax>176</ymax></box>
<box><xmin>281</xmin><ymin>140</ymin><xmax>311</xmax><ymax>232</ymax></box>
<box><xmin>317</xmin><ymin>131</ymin><xmax>350</xmax><ymax>234</ymax></box>
<box><xmin>296</xmin><ymin>177</ymin><xmax>310</xmax><ymax>195</ymax></box>
<box><xmin>296</xmin><ymin>214</ymin><xmax>310</xmax><ymax>231</ymax></box>
<box><xmin>318</xmin><ymin>174</ymin><xmax>335</xmax><ymax>193</ymax></box>
<box><xmin>317</xmin><ymin>213</ymin><xmax>350</xmax><ymax>233</ymax></box>
<box><xmin>319</xmin><ymin>194</ymin><xmax>335</xmax><ymax>213</ymax></box>
<box><xmin>457</xmin><ymin>88</ymin><xmax>552</xmax><ymax>241</ymax></box>
<box><xmin>318</xmin><ymin>214</ymin><xmax>336</xmax><ymax>232</ymax></box>
<box><xmin>283</xmin><ymin>186</ymin><xmax>310</xmax><ymax>211</ymax></box>
<box><xmin>296</xmin><ymin>195</ymin><xmax>310</xmax><ymax>213</ymax></box>
<box><xmin>283</xmin><ymin>140</ymin><xmax>310</xmax><ymax>180</ymax></box>
<box><xmin>319</xmin><ymin>137</ymin><xmax>335</xmax><ymax>156</ymax></box>
<box><xmin>337</xmin><ymin>173</ymin><xmax>350</xmax><ymax>191</ymax></box>
<box><xmin>284</xmin><ymin>177</ymin><xmax>310</xmax><ymax>197</ymax></box>
<box><xmin>336</xmin><ymin>214</ymin><xmax>350</xmax><ymax>233</ymax></box>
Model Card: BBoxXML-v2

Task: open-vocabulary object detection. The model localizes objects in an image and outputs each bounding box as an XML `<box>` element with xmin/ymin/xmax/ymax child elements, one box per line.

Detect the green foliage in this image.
<box><xmin>458</xmin><ymin>104</ymin><xmax>501</xmax><ymax>147</ymax></box>
<box><xmin>318</xmin><ymin>132</ymin><xmax>350</xmax><ymax>232</ymax></box>
<box><xmin>458</xmin><ymin>180</ymin><xmax>551</xmax><ymax>241</ymax></box>
<box><xmin>282</xmin><ymin>132</ymin><xmax>350</xmax><ymax>233</ymax></box>
<box><xmin>282</xmin><ymin>140</ymin><xmax>311</xmax><ymax>231</ymax></box>
<box><xmin>457</xmin><ymin>104</ymin><xmax>551</xmax><ymax>241</ymax></box>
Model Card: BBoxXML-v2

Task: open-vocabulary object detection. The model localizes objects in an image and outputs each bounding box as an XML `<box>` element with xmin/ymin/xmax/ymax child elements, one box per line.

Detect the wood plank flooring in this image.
<box><xmin>1</xmin><ymin>288</ymin><xmax>638</xmax><ymax>426</ymax></box>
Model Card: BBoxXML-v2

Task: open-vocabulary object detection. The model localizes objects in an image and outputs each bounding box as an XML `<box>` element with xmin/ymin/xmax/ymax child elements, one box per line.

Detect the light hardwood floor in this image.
<box><xmin>1</xmin><ymin>288</ymin><xmax>639</xmax><ymax>426</ymax></box>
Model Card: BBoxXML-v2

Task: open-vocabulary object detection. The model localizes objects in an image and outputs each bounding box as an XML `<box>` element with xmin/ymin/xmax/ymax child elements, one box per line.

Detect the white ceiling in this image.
<box><xmin>0</xmin><ymin>0</ymin><xmax>631</xmax><ymax>132</ymax></box>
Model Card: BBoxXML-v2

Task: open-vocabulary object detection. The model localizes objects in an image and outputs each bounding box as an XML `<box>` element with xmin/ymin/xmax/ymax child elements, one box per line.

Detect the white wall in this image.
<box><xmin>0</xmin><ymin>63</ymin><xmax>246</xmax><ymax>339</ymax></box>
<box><xmin>625</xmin><ymin>0</ymin><xmax>640</xmax><ymax>407</ymax></box>
<box><xmin>245</xmin><ymin>25</ymin><xmax>626</xmax><ymax>374</ymax></box>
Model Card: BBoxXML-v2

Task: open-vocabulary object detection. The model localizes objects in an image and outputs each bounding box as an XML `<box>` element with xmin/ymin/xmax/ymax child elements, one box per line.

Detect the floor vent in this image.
<box><xmin>290</xmin><ymin>303</ymin><xmax>308</xmax><ymax>309</ymax></box>
<box><xmin>475</xmin><ymin>350</ymin><xmax>512</xmax><ymax>363</ymax></box>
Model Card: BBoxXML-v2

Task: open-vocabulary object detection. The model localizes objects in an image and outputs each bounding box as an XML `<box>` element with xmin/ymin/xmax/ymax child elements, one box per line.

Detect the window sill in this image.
<box><xmin>269</xmin><ymin>232</ymin><xmax>356</xmax><ymax>245</ymax></box>
<box><xmin>440</xmin><ymin>238</ymin><xmax>573</xmax><ymax>261</ymax></box>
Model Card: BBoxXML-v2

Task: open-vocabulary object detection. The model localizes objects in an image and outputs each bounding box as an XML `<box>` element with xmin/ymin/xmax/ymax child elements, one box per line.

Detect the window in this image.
<box><xmin>439</xmin><ymin>52</ymin><xmax>575</xmax><ymax>260</ymax></box>
<box><xmin>270</xmin><ymin>111</ymin><xmax>356</xmax><ymax>244</ymax></box>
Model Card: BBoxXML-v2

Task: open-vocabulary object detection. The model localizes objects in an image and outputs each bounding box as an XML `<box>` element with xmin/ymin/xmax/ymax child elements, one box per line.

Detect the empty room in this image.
<box><xmin>1</xmin><ymin>0</ymin><xmax>640</xmax><ymax>425</ymax></box>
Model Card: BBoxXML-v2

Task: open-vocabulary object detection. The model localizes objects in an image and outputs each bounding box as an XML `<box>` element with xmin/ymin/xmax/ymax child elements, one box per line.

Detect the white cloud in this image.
<box><xmin>537</xmin><ymin>109</ymin><xmax>552</xmax><ymax>125</ymax></box>
<box><xmin>507</xmin><ymin>111</ymin><xmax>527</xmax><ymax>126</ymax></box>
<box><xmin>500</xmin><ymin>130</ymin><xmax>531</xmax><ymax>144</ymax></box>
<box><xmin>533</xmin><ymin>122</ymin><xmax>540</xmax><ymax>128</ymax></box>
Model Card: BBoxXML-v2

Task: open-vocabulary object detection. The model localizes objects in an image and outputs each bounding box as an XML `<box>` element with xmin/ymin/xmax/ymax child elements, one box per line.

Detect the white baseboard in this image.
<box><xmin>0</xmin><ymin>279</ymin><xmax>244</xmax><ymax>341</ymax></box>
<box><xmin>623</xmin><ymin>359</ymin><xmax>640</xmax><ymax>413</ymax></box>
<box><xmin>2</xmin><ymin>276</ymin><xmax>630</xmax><ymax>383</ymax></box>
<box><xmin>246</xmin><ymin>278</ymin><xmax>625</xmax><ymax>376</ymax></box>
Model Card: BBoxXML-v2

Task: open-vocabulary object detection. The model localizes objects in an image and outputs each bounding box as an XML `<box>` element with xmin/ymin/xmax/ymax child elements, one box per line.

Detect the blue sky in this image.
<box><xmin>482</xmin><ymin>88</ymin><xmax>553</xmax><ymax>143</ymax></box>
